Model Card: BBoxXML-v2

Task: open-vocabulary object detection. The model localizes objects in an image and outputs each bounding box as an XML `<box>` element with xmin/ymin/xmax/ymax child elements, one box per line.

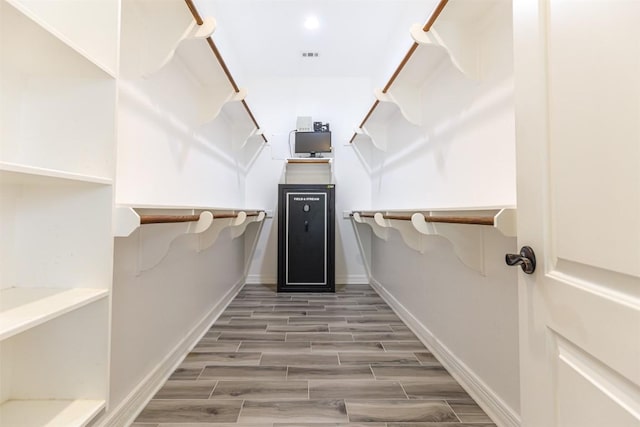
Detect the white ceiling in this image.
<box><xmin>194</xmin><ymin>0</ymin><xmax>440</xmax><ymax>83</ymax></box>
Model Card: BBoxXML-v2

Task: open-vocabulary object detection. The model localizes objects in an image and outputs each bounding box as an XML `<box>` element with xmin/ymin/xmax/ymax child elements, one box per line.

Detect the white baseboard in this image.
<box><xmin>94</xmin><ymin>278</ymin><xmax>245</xmax><ymax>427</ymax></box>
<box><xmin>245</xmin><ymin>274</ymin><xmax>368</xmax><ymax>285</ymax></box>
<box><xmin>336</xmin><ymin>274</ymin><xmax>369</xmax><ymax>284</ymax></box>
<box><xmin>245</xmin><ymin>274</ymin><xmax>276</xmax><ymax>284</ymax></box>
<box><xmin>369</xmin><ymin>278</ymin><xmax>521</xmax><ymax>427</ymax></box>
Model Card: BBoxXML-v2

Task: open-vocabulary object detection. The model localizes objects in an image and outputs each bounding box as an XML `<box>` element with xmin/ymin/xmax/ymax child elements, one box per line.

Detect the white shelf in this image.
<box><xmin>6</xmin><ymin>0</ymin><xmax>119</xmax><ymax>77</ymax></box>
<box><xmin>0</xmin><ymin>162</ymin><xmax>112</xmax><ymax>186</ymax></box>
<box><xmin>219</xmin><ymin>97</ymin><xmax>259</xmax><ymax>151</ymax></box>
<box><xmin>358</xmin><ymin>100</ymin><xmax>406</xmax><ymax>151</ymax></box>
<box><xmin>283</xmin><ymin>158</ymin><xmax>334</xmax><ymax>185</ymax></box>
<box><xmin>118</xmin><ymin>203</ymin><xmax>264</xmax><ymax>211</ymax></box>
<box><xmin>366</xmin><ymin>205</ymin><xmax>516</xmax><ymax>213</ymax></box>
<box><xmin>286</xmin><ymin>158</ymin><xmax>332</xmax><ymax>164</ymax></box>
<box><xmin>353</xmin><ymin>0</ymin><xmax>509</xmax><ymax>153</ymax></box>
<box><xmin>120</xmin><ymin>0</ymin><xmax>214</xmax><ymax>79</ymax></box>
<box><xmin>220</xmin><ymin>100</ymin><xmax>264</xmax><ymax>170</ymax></box>
<box><xmin>1</xmin><ymin>0</ymin><xmax>116</xmax><ymax>179</ymax></box>
<box><xmin>173</xmin><ymin>35</ymin><xmax>242</xmax><ymax>125</ymax></box>
<box><xmin>380</xmin><ymin>0</ymin><xmax>503</xmax><ymax>127</ymax></box>
<box><xmin>352</xmin><ymin>207</ymin><xmax>517</xmax><ymax>274</ymax></box>
<box><xmin>381</xmin><ymin>44</ymin><xmax>449</xmax><ymax>127</ymax></box>
<box><xmin>238</xmin><ymin>132</ymin><xmax>267</xmax><ymax>172</ymax></box>
<box><xmin>0</xmin><ymin>287</ymin><xmax>108</xmax><ymax>341</ymax></box>
<box><xmin>0</xmin><ymin>399</ymin><xmax>105</xmax><ymax>427</ymax></box>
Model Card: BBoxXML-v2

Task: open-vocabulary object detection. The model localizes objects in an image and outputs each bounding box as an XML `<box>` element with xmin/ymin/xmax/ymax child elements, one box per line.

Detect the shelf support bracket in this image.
<box><xmin>198</xmin><ymin>212</ymin><xmax>245</xmax><ymax>251</ymax></box>
<box><xmin>134</xmin><ymin>210</ymin><xmax>213</xmax><ymax>274</ymax></box>
<box><xmin>352</xmin><ymin>212</ymin><xmax>388</xmax><ymax>241</ymax></box>
<box><xmin>145</xmin><ymin>16</ymin><xmax>216</xmax><ymax>77</ymax></box>
<box><xmin>410</xmin><ymin>23</ymin><xmax>480</xmax><ymax>80</ymax></box>
<box><xmin>374</xmin><ymin>212</ymin><xmax>429</xmax><ymax>253</ymax></box>
<box><xmin>411</xmin><ymin>212</ymin><xmax>486</xmax><ymax>274</ymax></box>
<box><xmin>231</xmin><ymin>211</ymin><xmax>266</xmax><ymax>239</ymax></box>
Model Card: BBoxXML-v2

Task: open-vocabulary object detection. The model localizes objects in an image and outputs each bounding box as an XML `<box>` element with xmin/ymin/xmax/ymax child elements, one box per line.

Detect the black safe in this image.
<box><xmin>278</xmin><ymin>184</ymin><xmax>335</xmax><ymax>292</ymax></box>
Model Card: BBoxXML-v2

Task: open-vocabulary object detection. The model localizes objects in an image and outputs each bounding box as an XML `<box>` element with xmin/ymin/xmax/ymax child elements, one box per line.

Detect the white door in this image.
<box><xmin>512</xmin><ymin>1</ymin><xmax>640</xmax><ymax>426</ymax></box>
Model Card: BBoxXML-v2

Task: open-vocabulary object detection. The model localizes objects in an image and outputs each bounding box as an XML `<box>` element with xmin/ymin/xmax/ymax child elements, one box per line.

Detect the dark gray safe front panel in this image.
<box><xmin>286</xmin><ymin>192</ymin><xmax>326</xmax><ymax>284</ymax></box>
<box><xmin>278</xmin><ymin>184</ymin><xmax>335</xmax><ymax>292</ymax></box>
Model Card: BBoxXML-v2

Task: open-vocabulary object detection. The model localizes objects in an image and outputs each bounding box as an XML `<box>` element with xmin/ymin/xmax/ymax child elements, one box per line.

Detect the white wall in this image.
<box><xmin>116</xmin><ymin>63</ymin><xmax>246</xmax><ymax>208</ymax></box>
<box><xmin>101</xmin><ymin>12</ymin><xmax>259</xmax><ymax>422</ymax></box>
<box><xmin>107</xmin><ymin>228</ymin><xmax>245</xmax><ymax>420</ymax></box>
<box><xmin>369</xmin><ymin>228</ymin><xmax>520</xmax><ymax>420</ymax></box>
<box><xmin>245</xmin><ymin>76</ymin><xmax>373</xmax><ymax>284</ymax></box>
<box><xmin>358</xmin><ymin>3</ymin><xmax>521</xmax><ymax>425</ymax></box>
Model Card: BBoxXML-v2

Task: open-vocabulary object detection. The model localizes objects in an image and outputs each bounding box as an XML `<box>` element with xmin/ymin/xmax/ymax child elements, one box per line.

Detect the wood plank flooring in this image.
<box><xmin>132</xmin><ymin>283</ymin><xmax>496</xmax><ymax>426</ymax></box>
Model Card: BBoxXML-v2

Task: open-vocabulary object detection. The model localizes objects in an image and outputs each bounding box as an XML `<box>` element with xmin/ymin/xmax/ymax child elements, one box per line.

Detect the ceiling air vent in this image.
<box><xmin>301</xmin><ymin>52</ymin><xmax>319</xmax><ymax>58</ymax></box>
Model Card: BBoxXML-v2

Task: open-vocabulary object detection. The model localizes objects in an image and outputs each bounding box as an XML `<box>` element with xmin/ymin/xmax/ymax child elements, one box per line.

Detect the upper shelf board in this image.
<box><xmin>0</xmin><ymin>287</ymin><xmax>108</xmax><ymax>341</ymax></box>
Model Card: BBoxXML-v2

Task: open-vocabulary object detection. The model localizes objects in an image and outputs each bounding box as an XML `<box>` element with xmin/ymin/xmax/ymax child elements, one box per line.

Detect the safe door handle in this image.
<box><xmin>304</xmin><ymin>220</ymin><xmax>309</xmax><ymax>232</ymax></box>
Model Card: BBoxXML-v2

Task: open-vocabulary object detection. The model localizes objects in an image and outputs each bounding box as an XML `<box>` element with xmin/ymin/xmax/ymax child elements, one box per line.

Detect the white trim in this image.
<box><xmin>244</xmin><ymin>274</ymin><xmax>366</xmax><ymax>286</ymax></box>
<box><xmin>369</xmin><ymin>277</ymin><xmax>521</xmax><ymax>427</ymax></box>
<box><xmin>94</xmin><ymin>278</ymin><xmax>245</xmax><ymax>427</ymax></box>
<box><xmin>245</xmin><ymin>274</ymin><xmax>277</xmax><ymax>285</ymax></box>
<box><xmin>336</xmin><ymin>274</ymin><xmax>369</xmax><ymax>285</ymax></box>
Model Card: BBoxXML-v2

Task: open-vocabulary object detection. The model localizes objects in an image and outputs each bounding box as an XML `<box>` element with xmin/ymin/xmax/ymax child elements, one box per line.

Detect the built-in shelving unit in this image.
<box><xmin>0</xmin><ymin>0</ymin><xmax>117</xmax><ymax>424</ymax></box>
<box><xmin>2</xmin><ymin>0</ymin><xmax>270</xmax><ymax>424</ymax></box>
<box><xmin>350</xmin><ymin>0</ymin><xmax>507</xmax><ymax>160</ymax></box>
<box><xmin>352</xmin><ymin>207</ymin><xmax>516</xmax><ymax>274</ymax></box>
<box><xmin>283</xmin><ymin>158</ymin><xmax>334</xmax><ymax>184</ymax></box>
<box><xmin>118</xmin><ymin>0</ymin><xmax>266</xmax><ymax>187</ymax></box>
<box><xmin>0</xmin><ymin>2</ymin><xmax>116</xmax><ymax>178</ymax></box>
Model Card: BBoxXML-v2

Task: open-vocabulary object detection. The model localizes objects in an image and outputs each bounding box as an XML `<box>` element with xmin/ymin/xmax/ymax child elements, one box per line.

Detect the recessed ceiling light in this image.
<box><xmin>304</xmin><ymin>15</ymin><xmax>320</xmax><ymax>30</ymax></box>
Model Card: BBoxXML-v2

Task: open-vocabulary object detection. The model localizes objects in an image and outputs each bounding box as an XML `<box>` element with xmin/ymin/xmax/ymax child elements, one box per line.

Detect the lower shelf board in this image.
<box><xmin>0</xmin><ymin>287</ymin><xmax>109</xmax><ymax>340</ymax></box>
<box><xmin>0</xmin><ymin>399</ymin><xmax>105</xmax><ymax>427</ymax></box>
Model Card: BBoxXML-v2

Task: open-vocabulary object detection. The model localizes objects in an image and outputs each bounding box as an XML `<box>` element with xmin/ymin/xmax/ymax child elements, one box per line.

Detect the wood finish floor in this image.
<box><xmin>132</xmin><ymin>283</ymin><xmax>496</xmax><ymax>426</ymax></box>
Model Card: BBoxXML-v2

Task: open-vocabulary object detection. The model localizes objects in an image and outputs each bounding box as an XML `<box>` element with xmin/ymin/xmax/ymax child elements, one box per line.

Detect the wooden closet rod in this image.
<box><xmin>140</xmin><ymin>210</ymin><xmax>263</xmax><ymax>224</ymax></box>
<box><xmin>350</xmin><ymin>0</ymin><xmax>449</xmax><ymax>143</ymax></box>
<box><xmin>212</xmin><ymin>213</ymin><xmax>240</xmax><ymax>219</ymax></box>
<box><xmin>354</xmin><ymin>212</ymin><xmax>494</xmax><ymax>226</ymax></box>
<box><xmin>215</xmin><ymin>211</ymin><xmax>263</xmax><ymax>219</ymax></box>
<box><xmin>140</xmin><ymin>214</ymin><xmax>201</xmax><ymax>224</ymax></box>
<box><xmin>184</xmin><ymin>0</ymin><xmax>267</xmax><ymax>142</ymax></box>
<box><xmin>184</xmin><ymin>0</ymin><xmax>203</xmax><ymax>24</ymax></box>
<box><xmin>205</xmin><ymin>37</ymin><xmax>239</xmax><ymax>93</ymax></box>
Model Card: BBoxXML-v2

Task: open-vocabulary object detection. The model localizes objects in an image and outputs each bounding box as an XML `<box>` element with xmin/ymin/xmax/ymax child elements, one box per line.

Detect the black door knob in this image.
<box><xmin>505</xmin><ymin>246</ymin><xmax>536</xmax><ymax>274</ymax></box>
